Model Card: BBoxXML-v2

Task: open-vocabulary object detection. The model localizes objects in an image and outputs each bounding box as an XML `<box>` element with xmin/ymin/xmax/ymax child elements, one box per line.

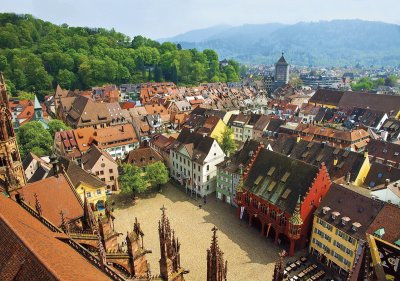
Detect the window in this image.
<box><xmin>207</xmin><ymin>175</ymin><xmax>210</xmax><ymax>181</ymax></box>
<box><xmin>207</xmin><ymin>165</ymin><xmax>210</xmax><ymax>171</ymax></box>
<box><xmin>314</xmin><ymin>228</ymin><xmax>331</xmax><ymax>242</ymax></box>
<box><xmin>86</xmin><ymin>192</ymin><xmax>92</xmax><ymax>198</ymax></box>
<box><xmin>100</xmin><ymin>170</ymin><xmax>104</xmax><ymax>175</ymax></box>
<box><xmin>109</xmin><ymin>169</ymin><xmax>113</xmax><ymax>173</ymax></box>
<box><xmin>96</xmin><ymin>189</ymin><xmax>102</xmax><ymax>195</ymax></box>
<box><xmin>110</xmin><ymin>176</ymin><xmax>115</xmax><ymax>181</ymax></box>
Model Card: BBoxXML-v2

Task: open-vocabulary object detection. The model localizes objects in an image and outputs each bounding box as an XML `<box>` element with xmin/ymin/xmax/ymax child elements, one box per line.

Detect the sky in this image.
<box><xmin>1</xmin><ymin>0</ymin><xmax>399</xmax><ymax>39</ymax></box>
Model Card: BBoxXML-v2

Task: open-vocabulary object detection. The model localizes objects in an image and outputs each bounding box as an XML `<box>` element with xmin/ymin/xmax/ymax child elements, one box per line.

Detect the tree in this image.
<box><xmin>145</xmin><ymin>161</ymin><xmax>169</xmax><ymax>189</ymax></box>
<box><xmin>217</xmin><ymin>127</ymin><xmax>237</xmax><ymax>157</ymax></box>
<box><xmin>57</xmin><ymin>69</ymin><xmax>76</xmax><ymax>89</ymax></box>
<box><xmin>120</xmin><ymin>163</ymin><xmax>148</xmax><ymax>196</ymax></box>
<box><xmin>47</xmin><ymin>119</ymin><xmax>69</xmax><ymax>138</ymax></box>
<box><xmin>385</xmin><ymin>75</ymin><xmax>398</xmax><ymax>87</ymax></box>
<box><xmin>17</xmin><ymin>121</ymin><xmax>52</xmax><ymax>158</ymax></box>
<box><xmin>351</xmin><ymin>77</ymin><xmax>374</xmax><ymax>91</ymax></box>
<box><xmin>17</xmin><ymin>91</ymin><xmax>35</xmax><ymax>100</ymax></box>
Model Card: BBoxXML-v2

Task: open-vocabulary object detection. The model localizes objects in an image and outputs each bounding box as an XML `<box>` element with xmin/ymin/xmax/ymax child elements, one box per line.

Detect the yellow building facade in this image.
<box><xmin>76</xmin><ymin>181</ymin><xmax>107</xmax><ymax>210</ymax></box>
<box><xmin>310</xmin><ymin>216</ymin><xmax>360</xmax><ymax>274</ymax></box>
<box><xmin>210</xmin><ymin>119</ymin><xmax>228</xmax><ymax>141</ymax></box>
<box><xmin>353</xmin><ymin>155</ymin><xmax>371</xmax><ymax>186</ymax></box>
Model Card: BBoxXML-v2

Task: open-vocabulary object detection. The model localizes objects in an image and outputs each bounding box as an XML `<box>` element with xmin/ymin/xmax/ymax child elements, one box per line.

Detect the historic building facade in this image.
<box><xmin>0</xmin><ymin>74</ymin><xmax>26</xmax><ymax>194</ymax></box>
<box><xmin>236</xmin><ymin>148</ymin><xmax>332</xmax><ymax>256</ymax></box>
<box><xmin>170</xmin><ymin>129</ymin><xmax>225</xmax><ymax>197</ymax></box>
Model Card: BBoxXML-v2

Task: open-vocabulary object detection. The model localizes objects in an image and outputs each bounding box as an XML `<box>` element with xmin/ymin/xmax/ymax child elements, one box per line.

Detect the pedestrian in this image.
<box><xmin>203</xmin><ymin>195</ymin><xmax>207</xmax><ymax>205</ymax></box>
<box><xmin>199</xmin><ymin>204</ymin><xmax>202</xmax><ymax>209</ymax></box>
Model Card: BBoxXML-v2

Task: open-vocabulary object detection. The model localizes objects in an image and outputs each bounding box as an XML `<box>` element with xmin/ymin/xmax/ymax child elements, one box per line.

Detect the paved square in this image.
<box><xmin>113</xmin><ymin>183</ymin><xmax>280</xmax><ymax>280</ymax></box>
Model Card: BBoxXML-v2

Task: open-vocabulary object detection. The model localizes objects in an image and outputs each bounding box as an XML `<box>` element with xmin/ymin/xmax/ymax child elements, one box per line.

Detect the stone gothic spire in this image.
<box><xmin>159</xmin><ymin>205</ymin><xmax>186</xmax><ymax>281</ymax></box>
<box><xmin>207</xmin><ymin>226</ymin><xmax>227</xmax><ymax>281</ymax></box>
<box><xmin>272</xmin><ymin>250</ymin><xmax>286</xmax><ymax>281</ymax></box>
<box><xmin>0</xmin><ymin>73</ymin><xmax>26</xmax><ymax>194</ymax></box>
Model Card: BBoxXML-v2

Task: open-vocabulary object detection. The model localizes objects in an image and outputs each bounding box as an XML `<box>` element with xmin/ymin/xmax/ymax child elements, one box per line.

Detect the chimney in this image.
<box><xmin>384</xmin><ymin>179</ymin><xmax>390</xmax><ymax>187</ymax></box>
<box><xmin>346</xmin><ymin>172</ymin><xmax>351</xmax><ymax>184</ymax></box>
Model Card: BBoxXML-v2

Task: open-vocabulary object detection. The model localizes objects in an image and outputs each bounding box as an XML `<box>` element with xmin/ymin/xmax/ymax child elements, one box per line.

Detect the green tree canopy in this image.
<box><xmin>217</xmin><ymin>127</ymin><xmax>237</xmax><ymax>157</ymax></box>
<box><xmin>47</xmin><ymin>119</ymin><xmax>70</xmax><ymax>138</ymax></box>
<box><xmin>0</xmin><ymin>13</ymin><xmax>241</xmax><ymax>95</ymax></box>
<box><xmin>120</xmin><ymin>163</ymin><xmax>148</xmax><ymax>195</ymax></box>
<box><xmin>17</xmin><ymin>121</ymin><xmax>52</xmax><ymax>158</ymax></box>
<box><xmin>145</xmin><ymin>161</ymin><xmax>169</xmax><ymax>188</ymax></box>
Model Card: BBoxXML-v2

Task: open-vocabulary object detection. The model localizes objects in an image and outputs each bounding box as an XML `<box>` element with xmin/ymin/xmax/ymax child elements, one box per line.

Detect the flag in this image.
<box><xmin>240</xmin><ymin>206</ymin><xmax>245</xmax><ymax>220</ymax></box>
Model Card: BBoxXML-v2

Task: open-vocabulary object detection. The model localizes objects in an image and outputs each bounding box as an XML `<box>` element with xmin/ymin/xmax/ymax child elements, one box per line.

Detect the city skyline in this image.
<box><xmin>1</xmin><ymin>0</ymin><xmax>399</xmax><ymax>39</ymax></box>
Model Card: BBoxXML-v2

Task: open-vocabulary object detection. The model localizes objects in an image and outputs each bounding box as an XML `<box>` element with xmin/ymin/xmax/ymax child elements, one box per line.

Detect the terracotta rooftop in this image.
<box><xmin>20</xmin><ymin>174</ymin><xmax>84</xmax><ymax>226</ymax></box>
<box><xmin>0</xmin><ymin>196</ymin><xmax>110</xmax><ymax>281</ymax></box>
<box><xmin>73</xmin><ymin>124</ymin><xmax>138</xmax><ymax>152</ymax></box>
<box><xmin>125</xmin><ymin>146</ymin><xmax>163</xmax><ymax>167</ymax></box>
<box><xmin>367</xmin><ymin>203</ymin><xmax>400</xmax><ymax>244</ymax></box>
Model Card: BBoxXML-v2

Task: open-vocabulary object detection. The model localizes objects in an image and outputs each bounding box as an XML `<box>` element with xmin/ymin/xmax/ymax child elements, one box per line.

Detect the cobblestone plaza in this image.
<box><xmin>113</xmin><ymin>183</ymin><xmax>281</xmax><ymax>281</ymax></box>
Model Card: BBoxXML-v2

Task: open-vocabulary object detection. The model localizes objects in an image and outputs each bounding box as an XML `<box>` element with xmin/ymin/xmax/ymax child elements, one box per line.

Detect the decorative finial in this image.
<box><xmin>34</xmin><ymin>193</ymin><xmax>42</xmax><ymax>216</ymax></box>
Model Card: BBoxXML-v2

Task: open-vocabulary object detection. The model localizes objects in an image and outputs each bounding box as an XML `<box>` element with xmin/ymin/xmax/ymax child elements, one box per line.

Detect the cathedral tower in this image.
<box><xmin>0</xmin><ymin>73</ymin><xmax>26</xmax><ymax>194</ymax></box>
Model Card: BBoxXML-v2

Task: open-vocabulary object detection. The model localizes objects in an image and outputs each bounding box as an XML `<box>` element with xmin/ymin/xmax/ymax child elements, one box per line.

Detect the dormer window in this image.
<box><xmin>374</xmin><ymin>228</ymin><xmax>385</xmax><ymax>238</ymax></box>
<box><xmin>341</xmin><ymin>217</ymin><xmax>350</xmax><ymax>225</ymax></box>
<box><xmin>352</xmin><ymin>222</ymin><xmax>361</xmax><ymax>231</ymax></box>
<box><xmin>331</xmin><ymin>211</ymin><xmax>340</xmax><ymax>220</ymax></box>
<box><xmin>322</xmin><ymin>206</ymin><xmax>331</xmax><ymax>215</ymax></box>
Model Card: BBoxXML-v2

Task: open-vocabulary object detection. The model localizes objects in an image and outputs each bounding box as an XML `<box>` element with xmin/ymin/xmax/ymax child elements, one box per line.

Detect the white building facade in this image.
<box><xmin>170</xmin><ymin>131</ymin><xmax>225</xmax><ymax>197</ymax></box>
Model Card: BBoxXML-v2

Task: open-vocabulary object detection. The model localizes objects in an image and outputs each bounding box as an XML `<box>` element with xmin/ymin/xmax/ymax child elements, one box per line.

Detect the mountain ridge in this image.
<box><xmin>160</xmin><ymin>19</ymin><xmax>400</xmax><ymax>66</ymax></box>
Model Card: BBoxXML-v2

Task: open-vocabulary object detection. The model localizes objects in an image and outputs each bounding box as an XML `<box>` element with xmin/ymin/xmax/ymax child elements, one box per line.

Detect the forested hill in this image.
<box><xmin>164</xmin><ymin>20</ymin><xmax>400</xmax><ymax>66</ymax></box>
<box><xmin>0</xmin><ymin>13</ymin><xmax>240</xmax><ymax>97</ymax></box>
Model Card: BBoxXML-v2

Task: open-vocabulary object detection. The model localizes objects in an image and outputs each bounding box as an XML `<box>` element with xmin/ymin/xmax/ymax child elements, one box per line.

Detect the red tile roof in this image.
<box><xmin>20</xmin><ymin>174</ymin><xmax>84</xmax><ymax>226</ymax></box>
<box><xmin>0</xmin><ymin>195</ymin><xmax>110</xmax><ymax>280</ymax></box>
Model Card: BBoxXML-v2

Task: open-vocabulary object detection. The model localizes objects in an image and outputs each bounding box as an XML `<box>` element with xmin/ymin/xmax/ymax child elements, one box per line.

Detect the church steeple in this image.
<box><xmin>0</xmin><ymin>73</ymin><xmax>26</xmax><ymax>195</ymax></box>
<box><xmin>207</xmin><ymin>226</ymin><xmax>227</xmax><ymax>281</ymax></box>
<box><xmin>159</xmin><ymin>205</ymin><xmax>187</xmax><ymax>281</ymax></box>
<box><xmin>33</xmin><ymin>94</ymin><xmax>44</xmax><ymax>121</ymax></box>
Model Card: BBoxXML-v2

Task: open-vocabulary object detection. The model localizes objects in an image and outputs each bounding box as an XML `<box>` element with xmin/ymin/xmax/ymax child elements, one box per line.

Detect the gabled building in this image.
<box><xmin>125</xmin><ymin>146</ymin><xmax>163</xmax><ymax>168</ymax></box>
<box><xmin>150</xmin><ymin>134</ymin><xmax>176</xmax><ymax>169</ymax></box>
<box><xmin>53</xmin><ymin>129</ymin><xmax>82</xmax><ymax>163</ymax></box>
<box><xmin>236</xmin><ymin>148</ymin><xmax>332</xmax><ymax>256</ymax></box>
<box><xmin>292</xmin><ymin>124</ymin><xmax>370</xmax><ymax>152</ymax></box>
<box><xmin>52</xmin><ymin>157</ymin><xmax>108</xmax><ymax>209</ymax></box>
<box><xmin>170</xmin><ymin>128</ymin><xmax>225</xmax><ymax>197</ymax></box>
<box><xmin>309</xmin><ymin>183</ymin><xmax>385</xmax><ymax>277</ymax></box>
<box><xmin>166</xmin><ymin>100</ymin><xmax>192</xmax><ymax>114</ymax></box>
<box><xmin>58</xmin><ymin>95</ymin><xmax>124</xmax><ymax>129</ymax></box>
<box><xmin>289</xmin><ymin>140</ymin><xmax>370</xmax><ymax>186</ymax></box>
<box><xmin>73</xmin><ymin>124</ymin><xmax>139</xmax><ymax>160</ymax></box>
<box><xmin>82</xmin><ymin>145</ymin><xmax>119</xmax><ymax>191</ymax></box>
<box><xmin>365</xmin><ymin>139</ymin><xmax>400</xmax><ymax>168</ymax></box>
<box><xmin>363</xmin><ymin>162</ymin><xmax>400</xmax><ymax>189</ymax></box>
<box><xmin>22</xmin><ymin>152</ymin><xmax>52</xmax><ymax>183</ymax></box>
<box><xmin>216</xmin><ymin>140</ymin><xmax>263</xmax><ymax>205</ymax></box>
